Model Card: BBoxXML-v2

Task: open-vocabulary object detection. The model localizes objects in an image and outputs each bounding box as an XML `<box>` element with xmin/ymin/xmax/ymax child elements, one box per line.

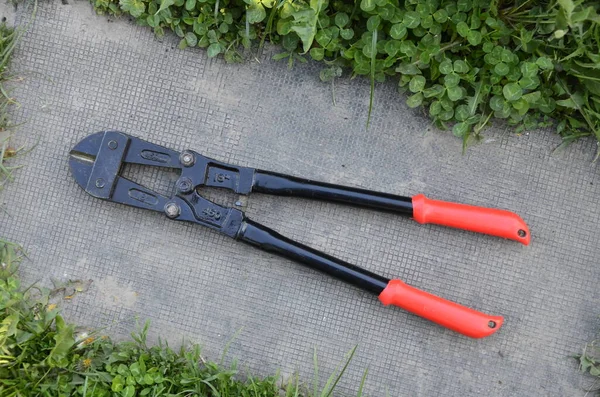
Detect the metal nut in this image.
<box><xmin>164</xmin><ymin>202</ymin><xmax>181</xmax><ymax>218</ymax></box>
<box><xmin>95</xmin><ymin>178</ymin><xmax>106</xmax><ymax>188</ymax></box>
<box><xmin>107</xmin><ymin>140</ymin><xmax>118</xmax><ymax>150</ymax></box>
<box><xmin>176</xmin><ymin>177</ymin><xmax>193</xmax><ymax>194</ymax></box>
<box><xmin>179</xmin><ymin>151</ymin><xmax>195</xmax><ymax>167</ymax></box>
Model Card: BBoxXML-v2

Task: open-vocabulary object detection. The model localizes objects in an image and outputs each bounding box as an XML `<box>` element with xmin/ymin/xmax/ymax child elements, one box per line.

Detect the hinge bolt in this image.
<box><xmin>164</xmin><ymin>202</ymin><xmax>181</xmax><ymax>218</ymax></box>
<box><xmin>176</xmin><ymin>177</ymin><xmax>193</xmax><ymax>194</ymax></box>
<box><xmin>180</xmin><ymin>151</ymin><xmax>195</xmax><ymax>167</ymax></box>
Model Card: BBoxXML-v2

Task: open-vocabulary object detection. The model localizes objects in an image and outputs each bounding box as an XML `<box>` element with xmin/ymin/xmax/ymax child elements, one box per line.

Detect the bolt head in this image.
<box><xmin>108</xmin><ymin>140</ymin><xmax>118</xmax><ymax>150</ymax></box>
<box><xmin>95</xmin><ymin>178</ymin><xmax>106</xmax><ymax>188</ymax></box>
<box><xmin>176</xmin><ymin>177</ymin><xmax>193</xmax><ymax>194</ymax></box>
<box><xmin>180</xmin><ymin>151</ymin><xmax>195</xmax><ymax>167</ymax></box>
<box><xmin>164</xmin><ymin>202</ymin><xmax>181</xmax><ymax>218</ymax></box>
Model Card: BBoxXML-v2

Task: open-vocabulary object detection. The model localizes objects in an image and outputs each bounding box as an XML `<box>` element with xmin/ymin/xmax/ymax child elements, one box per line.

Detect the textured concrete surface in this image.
<box><xmin>2</xmin><ymin>1</ymin><xmax>600</xmax><ymax>395</ymax></box>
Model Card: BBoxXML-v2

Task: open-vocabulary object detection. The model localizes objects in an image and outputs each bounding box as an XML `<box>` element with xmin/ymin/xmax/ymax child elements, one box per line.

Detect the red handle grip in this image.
<box><xmin>379</xmin><ymin>279</ymin><xmax>503</xmax><ymax>338</ymax></box>
<box><xmin>412</xmin><ymin>194</ymin><xmax>530</xmax><ymax>245</ymax></box>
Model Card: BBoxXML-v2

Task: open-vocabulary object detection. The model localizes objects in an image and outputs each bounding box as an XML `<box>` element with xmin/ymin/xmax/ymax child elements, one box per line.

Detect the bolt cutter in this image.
<box><xmin>69</xmin><ymin>131</ymin><xmax>530</xmax><ymax>338</ymax></box>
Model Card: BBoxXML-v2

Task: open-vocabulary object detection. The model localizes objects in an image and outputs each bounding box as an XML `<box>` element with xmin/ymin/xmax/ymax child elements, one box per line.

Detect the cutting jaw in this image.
<box><xmin>69</xmin><ymin>131</ymin><xmax>133</xmax><ymax>199</ymax></box>
<box><xmin>69</xmin><ymin>131</ymin><xmax>111</xmax><ymax>197</ymax></box>
<box><xmin>68</xmin><ymin>131</ymin><xmax>182</xmax><ymax>212</ymax></box>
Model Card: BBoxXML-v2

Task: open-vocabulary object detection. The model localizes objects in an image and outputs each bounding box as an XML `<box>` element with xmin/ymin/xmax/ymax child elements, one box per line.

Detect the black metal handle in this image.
<box><xmin>237</xmin><ymin>219</ymin><xmax>389</xmax><ymax>294</ymax></box>
<box><xmin>252</xmin><ymin>170</ymin><xmax>414</xmax><ymax>215</ymax></box>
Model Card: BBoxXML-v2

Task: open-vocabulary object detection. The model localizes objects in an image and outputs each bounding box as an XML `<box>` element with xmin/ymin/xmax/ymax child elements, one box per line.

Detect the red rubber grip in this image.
<box><xmin>412</xmin><ymin>194</ymin><xmax>530</xmax><ymax>245</ymax></box>
<box><xmin>379</xmin><ymin>279</ymin><xmax>503</xmax><ymax>338</ymax></box>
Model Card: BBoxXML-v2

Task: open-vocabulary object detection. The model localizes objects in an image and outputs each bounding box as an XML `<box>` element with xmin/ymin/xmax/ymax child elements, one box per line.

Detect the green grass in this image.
<box><xmin>0</xmin><ymin>241</ymin><xmax>369</xmax><ymax>396</ymax></box>
<box><xmin>0</xmin><ymin>21</ymin><xmax>25</xmax><ymax>192</ymax></box>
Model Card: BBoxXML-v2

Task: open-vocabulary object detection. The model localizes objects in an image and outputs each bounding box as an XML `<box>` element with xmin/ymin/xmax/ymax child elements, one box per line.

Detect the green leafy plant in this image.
<box><xmin>0</xmin><ymin>240</ymin><xmax>368</xmax><ymax>396</ymax></box>
<box><xmin>91</xmin><ymin>0</ymin><xmax>600</xmax><ymax>150</ymax></box>
<box><xmin>576</xmin><ymin>338</ymin><xmax>600</xmax><ymax>395</ymax></box>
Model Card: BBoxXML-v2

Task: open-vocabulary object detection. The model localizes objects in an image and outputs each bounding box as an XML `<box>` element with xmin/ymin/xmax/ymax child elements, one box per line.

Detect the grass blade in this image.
<box><xmin>366</xmin><ymin>30</ymin><xmax>377</xmax><ymax>130</ymax></box>
<box><xmin>220</xmin><ymin>326</ymin><xmax>243</xmax><ymax>364</ymax></box>
<box><xmin>321</xmin><ymin>345</ymin><xmax>358</xmax><ymax>397</ymax></box>
<box><xmin>313</xmin><ymin>346</ymin><xmax>319</xmax><ymax>397</ymax></box>
<box><xmin>356</xmin><ymin>368</ymin><xmax>368</xmax><ymax>397</ymax></box>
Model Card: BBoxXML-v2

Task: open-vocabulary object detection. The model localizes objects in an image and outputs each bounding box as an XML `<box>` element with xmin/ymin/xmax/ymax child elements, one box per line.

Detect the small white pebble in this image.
<box><xmin>75</xmin><ymin>332</ymin><xmax>88</xmax><ymax>342</ymax></box>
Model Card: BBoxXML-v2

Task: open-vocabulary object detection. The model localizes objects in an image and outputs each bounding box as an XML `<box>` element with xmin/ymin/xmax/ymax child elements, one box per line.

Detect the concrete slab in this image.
<box><xmin>2</xmin><ymin>1</ymin><xmax>599</xmax><ymax>395</ymax></box>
